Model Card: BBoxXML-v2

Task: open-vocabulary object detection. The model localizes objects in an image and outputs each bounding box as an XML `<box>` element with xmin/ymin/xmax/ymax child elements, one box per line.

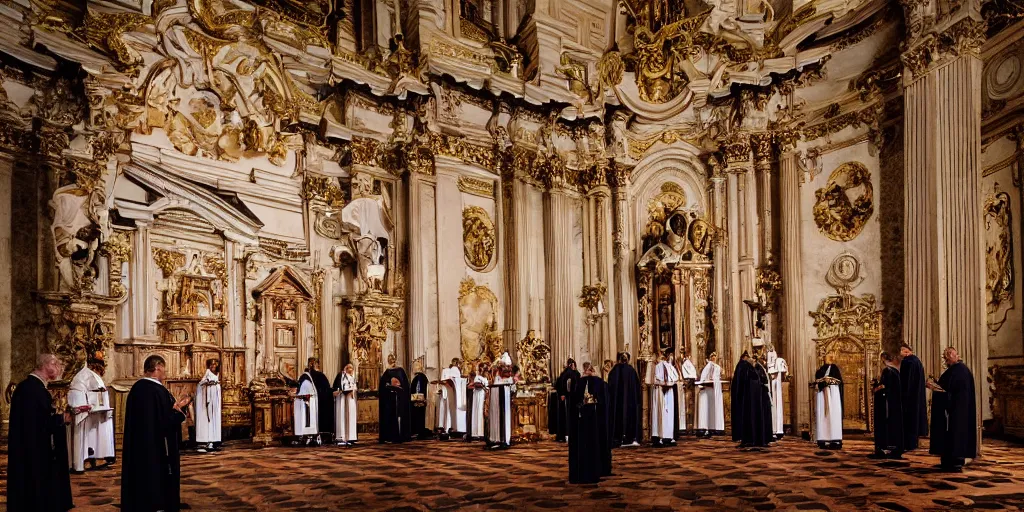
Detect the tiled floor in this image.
<box><xmin>4</xmin><ymin>435</ymin><xmax>1024</xmax><ymax>511</ymax></box>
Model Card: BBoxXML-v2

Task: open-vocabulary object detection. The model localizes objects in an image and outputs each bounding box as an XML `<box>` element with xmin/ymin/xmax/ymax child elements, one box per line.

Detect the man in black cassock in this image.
<box><xmin>552</xmin><ymin>358</ymin><xmax>580</xmax><ymax>442</ymax></box>
<box><xmin>410</xmin><ymin>369</ymin><xmax>431</xmax><ymax>439</ymax></box>
<box><xmin>754</xmin><ymin>349</ymin><xmax>773</xmax><ymax>444</ymax></box>
<box><xmin>379</xmin><ymin>353</ymin><xmax>411</xmax><ymax>443</ymax></box>
<box><xmin>568</xmin><ymin>363</ymin><xmax>611</xmax><ymax>484</ymax></box>
<box><xmin>871</xmin><ymin>352</ymin><xmax>904</xmax><ymax>459</ymax></box>
<box><xmin>121</xmin><ymin>355</ymin><xmax>192</xmax><ymax>512</ymax></box>
<box><xmin>608</xmin><ymin>352</ymin><xmax>642</xmax><ymax>447</ymax></box>
<box><xmin>732</xmin><ymin>351</ymin><xmax>769</xmax><ymax>448</ymax></box>
<box><xmin>928</xmin><ymin>346</ymin><xmax>977</xmax><ymax>472</ymax></box>
<box><xmin>7</xmin><ymin>354</ymin><xmax>74</xmax><ymax>512</ymax></box>
<box><xmin>305</xmin><ymin>357</ymin><xmax>335</xmax><ymax>443</ymax></box>
<box><xmin>899</xmin><ymin>343</ymin><xmax>928</xmax><ymax>451</ymax></box>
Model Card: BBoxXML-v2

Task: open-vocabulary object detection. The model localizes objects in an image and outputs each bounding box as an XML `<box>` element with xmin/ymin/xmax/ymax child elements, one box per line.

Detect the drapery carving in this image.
<box><xmin>812</xmin><ymin>162</ymin><xmax>874</xmax><ymax>242</ymax></box>
<box><xmin>984</xmin><ymin>187</ymin><xmax>1014</xmax><ymax>333</ymax></box>
<box><xmin>458</xmin><ymin>277</ymin><xmax>502</xmax><ymax>370</ymax></box>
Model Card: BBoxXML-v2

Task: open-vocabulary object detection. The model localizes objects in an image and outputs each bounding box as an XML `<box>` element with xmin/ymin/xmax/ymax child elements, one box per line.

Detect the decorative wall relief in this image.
<box><xmin>458</xmin><ymin>277</ymin><xmax>502</xmax><ymax>367</ymax></box>
<box><xmin>462</xmin><ymin>206</ymin><xmax>496</xmax><ymax>271</ymax></box>
<box><xmin>813</xmin><ymin>162</ymin><xmax>874</xmax><ymax>241</ymax></box>
<box><xmin>985</xmin><ymin>187</ymin><xmax>1014</xmax><ymax>333</ymax></box>
<box><xmin>516</xmin><ymin>330</ymin><xmax>552</xmax><ymax>384</ymax></box>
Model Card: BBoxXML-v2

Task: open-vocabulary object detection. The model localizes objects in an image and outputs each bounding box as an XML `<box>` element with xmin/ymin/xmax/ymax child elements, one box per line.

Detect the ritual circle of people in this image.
<box><xmin>7</xmin><ymin>342</ymin><xmax>977</xmax><ymax>511</ymax></box>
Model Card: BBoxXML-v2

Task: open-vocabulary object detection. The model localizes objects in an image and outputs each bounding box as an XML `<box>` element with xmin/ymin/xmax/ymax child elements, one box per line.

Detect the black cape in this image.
<box><xmin>410</xmin><ymin>372</ymin><xmax>430</xmax><ymax>438</ymax></box>
<box><xmin>730</xmin><ymin>360</ymin><xmax>750</xmax><ymax>442</ymax></box>
<box><xmin>607</xmin><ymin>362</ymin><xmax>642</xmax><ymax>447</ymax></box>
<box><xmin>551</xmin><ymin>367</ymin><xmax>580</xmax><ymax>440</ymax></box>
<box><xmin>379</xmin><ymin>367</ymin><xmax>411</xmax><ymax>443</ymax></box>
<box><xmin>873</xmin><ymin>366</ymin><xmax>904</xmax><ymax>453</ymax></box>
<box><xmin>121</xmin><ymin>378</ymin><xmax>187</xmax><ymax>512</ymax></box>
<box><xmin>755</xmin><ymin>360</ymin><xmax>773</xmax><ymax>443</ymax></box>
<box><xmin>7</xmin><ymin>376</ymin><xmax>73</xmax><ymax>512</ymax></box>
<box><xmin>899</xmin><ymin>354</ymin><xmax>928</xmax><ymax>449</ymax></box>
<box><xmin>309</xmin><ymin>369</ymin><xmax>335</xmax><ymax>437</ymax></box>
<box><xmin>733</xmin><ymin>360</ymin><xmax>770</xmax><ymax>446</ymax></box>
<box><xmin>929</xmin><ymin>361</ymin><xmax>977</xmax><ymax>459</ymax></box>
<box><xmin>568</xmin><ymin>376</ymin><xmax>611</xmax><ymax>484</ymax></box>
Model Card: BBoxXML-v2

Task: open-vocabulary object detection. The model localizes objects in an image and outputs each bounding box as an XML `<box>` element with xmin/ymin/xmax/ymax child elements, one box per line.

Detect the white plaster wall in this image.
<box><xmin>798</xmin><ymin>137</ymin><xmax>883</xmax><ymax>358</ymax></box>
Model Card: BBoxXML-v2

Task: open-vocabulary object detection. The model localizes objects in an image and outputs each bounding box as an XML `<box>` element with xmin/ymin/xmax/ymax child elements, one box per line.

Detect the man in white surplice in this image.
<box><xmin>677</xmin><ymin>354</ymin><xmax>698</xmax><ymax>435</ymax></box>
<box><xmin>293</xmin><ymin>369</ymin><xmax>320</xmax><ymax>445</ymax></box>
<box><xmin>767</xmin><ymin>347</ymin><xmax>788</xmax><ymax>440</ymax></box>
<box><xmin>68</xmin><ymin>353</ymin><xmax>114</xmax><ymax>473</ymax></box>
<box><xmin>195</xmin><ymin>358</ymin><xmax>222</xmax><ymax>453</ymax></box>
<box><xmin>467</xmin><ymin>363</ymin><xmax>488</xmax><ymax>440</ymax></box>
<box><xmin>437</xmin><ymin>358</ymin><xmax>467</xmax><ymax>439</ymax></box>
<box><xmin>650</xmin><ymin>353</ymin><xmax>679</xmax><ymax>446</ymax></box>
<box><xmin>696</xmin><ymin>352</ymin><xmax>724</xmax><ymax>438</ymax></box>
<box><xmin>334</xmin><ymin>363</ymin><xmax>358</xmax><ymax>445</ymax></box>
<box><xmin>814</xmin><ymin>351</ymin><xmax>844</xmax><ymax>450</ymax></box>
<box><xmin>488</xmin><ymin>352</ymin><xmax>513</xmax><ymax>449</ymax></box>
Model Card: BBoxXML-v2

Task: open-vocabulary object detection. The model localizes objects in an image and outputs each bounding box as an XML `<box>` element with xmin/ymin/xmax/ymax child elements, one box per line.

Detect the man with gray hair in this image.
<box><xmin>7</xmin><ymin>353</ymin><xmax>74</xmax><ymax>511</ymax></box>
<box><xmin>927</xmin><ymin>346</ymin><xmax>977</xmax><ymax>472</ymax></box>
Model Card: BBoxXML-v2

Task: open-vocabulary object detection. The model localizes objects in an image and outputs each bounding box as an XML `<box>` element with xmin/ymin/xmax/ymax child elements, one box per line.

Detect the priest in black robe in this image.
<box><xmin>568</xmin><ymin>363</ymin><xmax>611</xmax><ymax>484</ymax></box>
<box><xmin>410</xmin><ymin>370</ymin><xmax>431</xmax><ymax>439</ymax></box>
<box><xmin>552</xmin><ymin>358</ymin><xmax>580</xmax><ymax>442</ymax></box>
<box><xmin>7</xmin><ymin>354</ymin><xmax>74</xmax><ymax>512</ymax></box>
<box><xmin>899</xmin><ymin>343</ymin><xmax>928</xmax><ymax>451</ymax></box>
<box><xmin>754</xmin><ymin>351</ymin><xmax>773</xmax><ymax>444</ymax></box>
<box><xmin>733</xmin><ymin>352</ymin><xmax>770</xmax><ymax>448</ymax></box>
<box><xmin>928</xmin><ymin>347</ymin><xmax>977</xmax><ymax>472</ymax></box>
<box><xmin>870</xmin><ymin>352</ymin><xmax>904</xmax><ymax>459</ymax></box>
<box><xmin>121</xmin><ymin>355</ymin><xmax>192</xmax><ymax>512</ymax></box>
<box><xmin>305</xmin><ymin>358</ymin><xmax>335</xmax><ymax>442</ymax></box>
<box><xmin>379</xmin><ymin>353</ymin><xmax>411</xmax><ymax>443</ymax></box>
<box><xmin>608</xmin><ymin>352</ymin><xmax>642</xmax><ymax>447</ymax></box>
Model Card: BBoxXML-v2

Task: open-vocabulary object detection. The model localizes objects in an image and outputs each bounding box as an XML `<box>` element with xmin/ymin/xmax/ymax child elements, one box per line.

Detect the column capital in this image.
<box><xmin>900</xmin><ymin>13</ymin><xmax>986</xmax><ymax>82</ymax></box>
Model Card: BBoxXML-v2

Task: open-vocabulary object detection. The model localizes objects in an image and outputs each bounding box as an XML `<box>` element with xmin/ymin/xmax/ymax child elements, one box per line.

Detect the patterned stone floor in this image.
<box><xmin>3</xmin><ymin>435</ymin><xmax>1024</xmax><ymax>511</ymax></box>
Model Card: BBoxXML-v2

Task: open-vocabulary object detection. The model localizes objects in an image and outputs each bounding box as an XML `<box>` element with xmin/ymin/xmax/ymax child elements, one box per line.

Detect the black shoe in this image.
<box><xmin>817</xmin><ymin>441</ymin><xmax>827</xmax><ymax>449</ymax></box>
<box><xmin>887</xmin><ymin>452</ymin><xmax>904</xmax><ymax>460</ymax></box>
<box><xmin>939</xmin><ymin>465</ymin><xmax>963</xmax><ymax>473</ymax></box>
<box><xmin>868</xmin><ymin>452</ymin><xmax>888</xmax><ymax>459</ymax></box>
<box><xmin>71</xmin><ymin>469</ymin><xmax>86</xmax><ymax>475</ymax></box>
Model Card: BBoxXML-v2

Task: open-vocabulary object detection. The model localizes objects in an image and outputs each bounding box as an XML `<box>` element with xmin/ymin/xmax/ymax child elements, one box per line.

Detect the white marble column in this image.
<box><xmin>778</xmin><ymin>147</ymin><xmax>811</xmax><ymax>432</ymax></box>
<box><xmin>902</xmin><ymin>20</ymin><xmax>986</xmax><ymax>454</ymax></box>
<box><xmin>545</xmin><ymin>187</ymin><xmax>578</xmax><ymax>367</ymax></box>
<box><xmin>710</xmin><ymin>173</ymin><xmax>727</xmax><ymax>367</ymax></box>
<box><xmin>131</xmin><ymin>221</ymin><xmax>153</xmax><ymax>338</ymax></box>
<box><xmin>611</xmin><ymin>166</ymin><xmax>635</xmax><ymax>357</ymax></box>
<box><xmin>726</xmin><ymin>171</ymin><xmax>744</xmax><ymax>367</ymax></box>
<box><xmin>0</xmin><ymin>154</ymin><xmax>12</xmax><ymax>437</ymax></box>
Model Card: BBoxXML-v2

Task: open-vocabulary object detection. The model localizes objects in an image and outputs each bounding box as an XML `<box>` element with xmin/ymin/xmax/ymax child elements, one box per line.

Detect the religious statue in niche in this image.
<box><xmin>984</xmin><ymin>185</ymin><xmax>1014</xmax><ymax>333</ymax></box>
<box><xmin>458</xmin><ymin>277</ymin><xmax>502</xmax><ymax>366</ymax></box>
<box><xmin>656</xmin><ymin>279</ymin><xmax>675</xmax><ymax>356</ymax></box>
<box><xmin>51</xmin><ymin>184</ymin><xmax>105</xmax><ymax>293</ymax></box>
<box><xmin>462</xmin><ymin>206</ymin><xmax>496</xmax><ymax>271</ymax></box>
<box><xmin>335</xmin><ymin>173</ymin><xmax>394</xmax><ymax>294</ymax></box>
<box><xmin>813</xmin><ymin>162</ymin><xmax>874</xmax><ymax>242</ymax></box>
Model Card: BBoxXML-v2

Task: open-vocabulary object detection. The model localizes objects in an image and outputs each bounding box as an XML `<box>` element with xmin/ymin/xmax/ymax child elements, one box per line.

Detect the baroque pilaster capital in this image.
<box><xmin>900</xmin><ymin>14</ymin><xmax>986</xmax><ymax>82</ymax></box>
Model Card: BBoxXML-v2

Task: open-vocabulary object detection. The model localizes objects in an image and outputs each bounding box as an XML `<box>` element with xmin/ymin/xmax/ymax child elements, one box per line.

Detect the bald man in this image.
<box><xmin>7</xmin><ymin>354</ymin><xmax>74</xmax><ymax>512</ymax></box>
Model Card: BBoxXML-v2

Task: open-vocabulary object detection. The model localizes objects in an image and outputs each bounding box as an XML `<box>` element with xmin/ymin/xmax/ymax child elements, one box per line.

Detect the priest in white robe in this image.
<box><xmin>677</xmin><ymin>354</ymin><xmax>698</xmax><ymax>435</ymax></box>
<box><xmin>293</xmin><ymin>370</ymin><xmax>319</xmax><ymax>445</ymax></box>
<box><xmin>68</xmin><ymin>353</ymin><xmax>114</xmax><ymax>473</ymax></box>
<box><xmin>467</xmin><ymin>364</ymin><xmax>488</xmax><ymax>441</ymax></box>
<box><xmin>488</xmin><ymin>353</ymin><xmax>513</xmax><ymax>449</ymax></box>
<box><xmin>650</xmin><ymin>353</ymin><xmax>679</xmax><ymax>446</ymax></box>
<box><xmin>437</xmin><ymin>358</ymin><xmax>467</xmax><ymax>439</ymax></box>
<box><xmin>767</xmin><ymin>348</ymin><xmax>788</xmax><ymax>440</ymax></box>
<box><xmin>195</xmin><ymin>358</ymin><xmax>222</xmax><ymax>453</ymax></box>
<box><xmin>814</xmin><ymin>352</ymin><xmax>844</xmax><ymax>450</ymax></box>
<box><xmin>697</xmin><ymin>352</ymin><xmax>725</xmax><ymax>437</ymax></box>
<box><xmin>333</xmin><ymin>363</ymin><xmax>358</xmax><ymax>445</ymax></box>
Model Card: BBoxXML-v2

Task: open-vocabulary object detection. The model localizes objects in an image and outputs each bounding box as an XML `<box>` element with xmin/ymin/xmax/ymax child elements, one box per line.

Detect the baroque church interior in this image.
<box><xmin>1</xmin><ymin>0</ymin><xmax>1024</xmax><ymax>508</ymax></box>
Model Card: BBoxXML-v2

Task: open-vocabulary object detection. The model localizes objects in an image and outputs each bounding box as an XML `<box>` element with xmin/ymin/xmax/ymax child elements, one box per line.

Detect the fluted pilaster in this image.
<box><xmin>408</xmin><ymin>172</ymin><xmax>439</xmax><ymax>372</ymax></box>
<box><xmin>903</xmin><ymin>26</ymin><xmax>985</xmax><ymax>455</ymax></box>
<box><xmin>611</xmin><ymin>166</ymin><xmax>636</xmax><ymax>358</ymax></box>
<box><xmin>779</xmin><ymin>149</ymin><xmax>810</xmax><ymax>432</ymax></box>
<box><xmin>0</xmin><ymin>154</ymin><xmax>11</xmax><ymax>438</ymax></box>
<box><xmin>504</xmin><ymin>178</ymin><xmax>530</xmax><ymax>352</ymax></box>
<box><xmin>545</xmin><ymin>188</ymin><xmax>578</xmax><ymax>368</ymax></box>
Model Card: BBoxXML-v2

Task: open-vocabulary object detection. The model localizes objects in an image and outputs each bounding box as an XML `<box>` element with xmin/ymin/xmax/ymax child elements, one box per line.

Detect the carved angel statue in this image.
<box><xmin>339</xmin><ymin>195</ymin><xmax>394</xmax><ymax>294</ymax></box>
<box><xmin>51</xmin><ymin>185</ymin><xmax>105</xmax><ymax>292</ymax></box>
